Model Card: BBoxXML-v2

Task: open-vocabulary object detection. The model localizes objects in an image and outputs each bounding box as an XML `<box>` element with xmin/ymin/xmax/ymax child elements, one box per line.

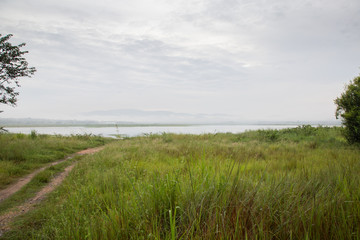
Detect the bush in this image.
<box><xmin>335</xmin><ymin>74</ymin><xmax>360</xmax><ymax>143</ymax></box>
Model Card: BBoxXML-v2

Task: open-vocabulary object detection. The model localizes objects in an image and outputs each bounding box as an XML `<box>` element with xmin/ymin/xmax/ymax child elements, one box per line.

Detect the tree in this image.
<box><xmin>335</xmin><ymin>74</ymin><xmax>360</xmax><ymax>143</ymax></box>
<box><xmin>1</xmin><ymin>33</ymin><xmax>36</xmax><ymax>107</ymax></box>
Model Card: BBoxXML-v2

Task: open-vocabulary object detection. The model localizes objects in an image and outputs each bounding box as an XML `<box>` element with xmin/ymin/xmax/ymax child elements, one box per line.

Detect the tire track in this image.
<box><xmin>0</xmin><ymin>146</ymin><xmax>104</xmax><ymax>203</ymax></box>
<box><xmin>0</xmin><ymin>146</ymin><xmax>104</xmax><ymax>236</ymax></box>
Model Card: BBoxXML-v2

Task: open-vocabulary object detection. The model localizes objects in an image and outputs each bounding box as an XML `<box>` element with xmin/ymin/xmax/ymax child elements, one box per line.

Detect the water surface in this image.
<box><xmin>6</xmin><ymin>125</ymin><xmax>299</xmax><ymax>138</ymax></box>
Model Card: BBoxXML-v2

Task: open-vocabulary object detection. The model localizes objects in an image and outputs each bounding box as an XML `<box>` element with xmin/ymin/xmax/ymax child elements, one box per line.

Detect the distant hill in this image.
<box><xmin>0</xmin><ymin>117</ymin><xmax>341</xmax><ymax>127</ymax></box>
<box><xmin>0</xmin><ymin>118</ymin><xmax>134</xmax><ymax>127</ymax></box>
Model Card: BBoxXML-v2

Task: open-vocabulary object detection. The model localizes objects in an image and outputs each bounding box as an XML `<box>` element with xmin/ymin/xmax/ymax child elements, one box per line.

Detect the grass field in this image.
<box><xmin>1</xmin><ymin>126</ymin><xmax>360</xmax><ymax>239</ymax></box>
<box><xmin>0</xmin><ymin>132</ymin><xmax>110</xmax><ymax>190</ymax></box>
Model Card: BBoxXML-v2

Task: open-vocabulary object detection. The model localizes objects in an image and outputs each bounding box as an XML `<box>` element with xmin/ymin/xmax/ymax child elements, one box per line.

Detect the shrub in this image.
<box><xmin>335</xmin><ymin>74</ymin><xmax>360</xmax><ymax>143</ymax></box>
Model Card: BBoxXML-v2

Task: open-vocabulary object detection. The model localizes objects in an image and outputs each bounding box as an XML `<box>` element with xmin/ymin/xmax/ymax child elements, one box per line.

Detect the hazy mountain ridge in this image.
<box><xmin>0</xmin><ymin>118</ymin><xmax>133</xmax><ymax>127</ymax></box>
<box><xmin>83</xmin><ymin>109</ymin><xmax>233</xmax><ymax>118</ymax></box>
<box><xmin>81</xmin><ymin>109</ymin><xmax>341</xmax><ymax>125</ymax></box>
<box><xmin>0</xmin><ymin>117</ymin><xmax>341</xmax><ymax>127</ymax></box>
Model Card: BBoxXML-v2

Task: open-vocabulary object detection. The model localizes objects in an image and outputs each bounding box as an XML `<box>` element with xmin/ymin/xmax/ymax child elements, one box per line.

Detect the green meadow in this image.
<box><xmin>0</xmin><ymin>132</ymin><xmax>108</xmax><ymax>190</ymax></box>
<box><xmin>1</xmin><ymin>126</ymin><xmax>360</xmax><ymax>239</ymax></box>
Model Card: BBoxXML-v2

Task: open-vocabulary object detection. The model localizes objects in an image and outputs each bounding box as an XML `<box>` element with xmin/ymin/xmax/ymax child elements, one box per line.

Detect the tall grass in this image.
<box><xmin>3</xmin><ymin>126</ymin><xmax>360</xmax><ymax>239</ymax></box>
<box><xmin>0</xmin><ymin>133</ymin><xmax>109</xmax><ymax>189</ymax></box>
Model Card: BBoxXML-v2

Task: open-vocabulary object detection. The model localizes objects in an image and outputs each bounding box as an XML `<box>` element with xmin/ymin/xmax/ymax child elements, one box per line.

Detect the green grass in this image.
<box><xmin>0</xmin><ymin>156</ymin><xmax>79</xmax><ymax>215</ymax></box>
<box><xmin>0</xmin><ymin>132</ymin><xmax>111</xmax><ymax>190</ymax></box>
<box><xmin>2</xmin><ymin>126</ymin><xmax>360</xmax><ymax>239</ymax></box>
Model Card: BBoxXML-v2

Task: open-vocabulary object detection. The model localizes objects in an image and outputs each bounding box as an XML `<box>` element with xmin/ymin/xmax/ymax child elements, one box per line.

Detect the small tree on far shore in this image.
<box><xmin>335</xmin><ymin>74</ymin><xmax>360</xmax><ymax>143</ymax></box>
<box><xmin>1</xmin><ymin>33</ymin><xmax>36</xmax><ymax>107</ymax></box>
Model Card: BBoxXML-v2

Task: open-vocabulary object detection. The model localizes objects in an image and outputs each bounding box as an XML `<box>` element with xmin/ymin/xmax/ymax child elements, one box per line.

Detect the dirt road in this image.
<box><xmin>0</xmin><ymin>146</ymin><xmax>104</xmax><ymax>236</ymax></box>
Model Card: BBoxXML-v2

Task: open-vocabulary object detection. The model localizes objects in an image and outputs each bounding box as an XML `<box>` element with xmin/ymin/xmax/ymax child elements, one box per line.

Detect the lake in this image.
<box><xmin>5</xmin><ymin>125</ymin><xmax>301</xmax><ymax>138</ymax></box>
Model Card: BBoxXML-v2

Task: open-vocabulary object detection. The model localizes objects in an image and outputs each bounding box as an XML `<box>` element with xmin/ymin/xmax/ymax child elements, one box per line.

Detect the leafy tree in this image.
<box><xmin>1</xmin><ymin>33</ymin><xmax>36</xmax><ymax>107</ymax></box>
<box><xmin>335</xmin><ymin>74</ymin><xmax>360</xmax><ymax>143</ymax></box>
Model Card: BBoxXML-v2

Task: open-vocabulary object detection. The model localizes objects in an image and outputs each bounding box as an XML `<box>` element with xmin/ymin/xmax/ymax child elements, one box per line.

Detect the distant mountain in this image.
<box><xmin>83</xmin><ymin>109</ymin><xmax>231</xmax><ymax>118</ymax></box>
<box><xmin>81</xmin><ymin>109</ymin><xmax>341</xmax><ymax>125</ymax></box>
<box><xmin>81</xmin><ymin>109</ymin><xmax>236</xmax><ymax>124</ymax></box>
<box><xmin>1</xmin><ymin>109</ymin><xmax>342</xmax><ymax>126</ymax></box>
<box><xmin>0</xmin><ymin>118</ymin><xmax>134</xmax><ymax>127</ymax></box>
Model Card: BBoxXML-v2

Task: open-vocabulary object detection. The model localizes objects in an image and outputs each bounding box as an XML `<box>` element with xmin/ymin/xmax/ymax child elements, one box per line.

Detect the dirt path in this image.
<box><xmin>0</xmin><ymin>146</ymin><xmax>104</xmax><ymax>203</ymax></box>
<box><xmin>0</xmin><ymin>146</ymin><xmax>104</xmax><ymax>236</ymax></box>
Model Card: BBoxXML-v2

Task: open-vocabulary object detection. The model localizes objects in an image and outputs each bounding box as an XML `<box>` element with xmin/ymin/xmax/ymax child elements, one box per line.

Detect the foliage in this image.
<box><xmin>233</xmin><ymin>125</ymin><xmax>340</xmax><ymax>145</ymax></box>
<box><xmin>335</xmin><ymin>74</ymin><xmax>360</xmax><ymax>143</ymax></box>
<box><xmin>0</xmin><ymin>34</ymin><xmax>36</xmax><ymax>106</ymax></box>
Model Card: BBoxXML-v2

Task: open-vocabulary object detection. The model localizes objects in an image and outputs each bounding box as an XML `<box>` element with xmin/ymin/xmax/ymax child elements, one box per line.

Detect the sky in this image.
<box><xmin>1</xmin><ymin>0</ymin><xmax>359</xmax><ymax>123</ymax></box>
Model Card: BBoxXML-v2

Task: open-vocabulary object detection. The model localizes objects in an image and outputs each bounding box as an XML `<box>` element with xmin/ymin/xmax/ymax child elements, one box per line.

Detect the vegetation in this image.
<box><xmin>335</xmin><ymin>74</ymin><xmax>360</xmax><ymax>143</ymax></box>
<box><xmin>0</xmin><ymin>34</ymin><xmax>36</xmax><ymax>107</ymax></box>
<box><xmin>0</xmin><ymin>132</ymin><xmax>109</xmax><ymax>190</ymax></box>
<box><xmin>0</xmin><ymin>33</ymin><xmax>36</xmax><ymax>132</ymax></box>
<box><xmin>0</xmin><ymin>157</ymin><xmax>78</xmax><ymax>215</ymax></box>
<box><xmin>2</xmin><ymin>126</ymin><xmax>359</xmax><ymax>239</ymax></box>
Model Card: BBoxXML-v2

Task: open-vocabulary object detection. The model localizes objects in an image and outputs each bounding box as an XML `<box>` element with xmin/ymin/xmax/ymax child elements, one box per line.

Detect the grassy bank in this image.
<box><xmin>0</xmin><ymin>132</ymin><xmax>110</xmax><ymax>190</ymax></box>
<box><xmin>2</xmin><ymin>126</ymin><xmax>360</xmax><ymax>239</ymax></box>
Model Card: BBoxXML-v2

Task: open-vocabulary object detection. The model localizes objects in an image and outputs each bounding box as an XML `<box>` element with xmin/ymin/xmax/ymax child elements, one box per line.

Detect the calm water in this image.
<box><xmin>6</xmin><ymin>125</ymin><xmax>299</xmax><ymax>138</ymax></box>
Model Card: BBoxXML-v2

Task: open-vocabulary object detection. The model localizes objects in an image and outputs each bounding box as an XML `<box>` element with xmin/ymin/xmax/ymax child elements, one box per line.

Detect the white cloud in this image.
<box><xmin>1</xmin><ymin>0</ymin><xmax>359</xmax><ymax>122</ymax></box>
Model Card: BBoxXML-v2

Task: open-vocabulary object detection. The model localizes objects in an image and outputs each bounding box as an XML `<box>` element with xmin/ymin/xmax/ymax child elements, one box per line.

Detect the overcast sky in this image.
<box><xmin>1</xmin><ymin>0</ymin><xmax>359</xmax><ymax>123</ymax></box>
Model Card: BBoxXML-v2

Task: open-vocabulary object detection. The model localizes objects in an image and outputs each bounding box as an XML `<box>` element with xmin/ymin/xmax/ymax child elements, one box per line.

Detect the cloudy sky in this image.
<box><xmin>1</xmin><ymin>0</ymin><xmax>359</xmax><ymax>123</ymax></box>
